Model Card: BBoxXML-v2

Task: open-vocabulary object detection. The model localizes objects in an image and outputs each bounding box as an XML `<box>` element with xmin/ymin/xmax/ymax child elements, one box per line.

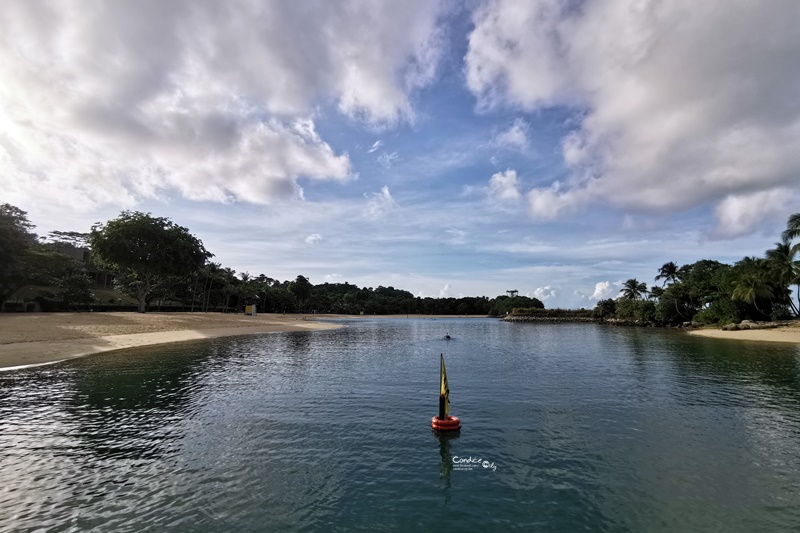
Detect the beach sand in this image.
<box><xmin>0</xmin><ymin>312</ymin><xmax>346</xmax><ymax>370</ymax></box>
<box><xmin>688</xmin><ymin>324</ymin><xmax>800</xmax><ymax>344</ymax></box>
<box><xmin>0</xmin><ymin>312</ymin><xmax>489</xmax><ymax>370</ymax></box>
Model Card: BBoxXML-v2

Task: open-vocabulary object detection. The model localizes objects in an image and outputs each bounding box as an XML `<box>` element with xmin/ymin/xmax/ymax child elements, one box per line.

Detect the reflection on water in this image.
<box><xmin>433</xmin><ymin>429</ymin><xmax>459</xmax><ymax>495</ymax></box>
<box><xmin>2</xmin><ymin>320</ymin><xmax>800</xmax><ymax>531</ymax></box>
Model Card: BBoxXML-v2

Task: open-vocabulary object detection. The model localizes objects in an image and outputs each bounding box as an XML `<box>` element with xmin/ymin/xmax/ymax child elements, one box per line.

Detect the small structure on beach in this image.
<box><xmin>241</xmin><ymin>293</ymin><xmax>259</xmax><ymax>316</ymax></box>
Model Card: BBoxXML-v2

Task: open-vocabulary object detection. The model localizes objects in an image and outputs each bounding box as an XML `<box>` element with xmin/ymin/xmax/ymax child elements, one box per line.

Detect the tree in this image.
<box><xmin>89</xmin><ymin>212</ymin><xmax>212</xmax><ymax>312</ymax></box>
<box><xmin>766</xmin><ymin>237</ymin><xmax>800</xmax><ymax>316</ymax></box>
<box><xmin>648</xmin><ymin>285</ymin><xmax>665</xmax><ymax>301</ymax></box>
<box><xmin>289</xmin><ymin>275</ymin><xmax>313</xmax><ymax>311</ymax></box>
<box><xmin>731</xmin><ymin>257</ymin><xmax>775</xmax><ymax>318</ymax></box>
<box><xmin>0</xmin><ymin>203</ymin><xmax>39</xmax><ymax>302</ymax></box>
<box><xmin>731</xmin><ymin>274</ymin><xmax>774</xmax><ymax>316</ymax></box>
<box><xmin>46</xmin><ymin>231</ymin><xmax>90</xmax><ymax>248</ymax></box>
<box><xmin>592</xmin><ymin>298</ymin><xmax>617</xmax><ymax>320</ymax></box>
<box><xmin>781</xmin><ymin>212</ymin><xmax>800</xmax><ymax>242</ymax></box>
<box><xmin>57</xmin><ymin>271</ymin><xmax>95</xmax><ymax>308</ymax></box>
<box><xmin>655</xmin><ymin>261</ymin><xmax>680</xmax><ymax>287</ymax></box>
<box><xmin>619</xmin><ymin>279</ymin><xmax>648</xmax><ymax>300</ymax></box>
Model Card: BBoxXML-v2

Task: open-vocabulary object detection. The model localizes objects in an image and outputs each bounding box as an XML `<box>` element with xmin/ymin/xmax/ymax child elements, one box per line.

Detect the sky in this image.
<box><xmin>2</xmin><ymin>0</ymin><xmax>800</xmax><ymax>308</ymax></box>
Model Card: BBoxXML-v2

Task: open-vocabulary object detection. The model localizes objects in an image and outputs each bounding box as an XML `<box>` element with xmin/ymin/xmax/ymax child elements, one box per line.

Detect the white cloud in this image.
<box><xmin>533</xmin><ymin>285</ymin><xmax>557</xmax><ymax>301</ymax></box>
<box><xmin>377</xmin><ymin>151</ymin><xmax>400</xmax><ymax>168</ymax></box>
<box><xmin>714</xmin><ymin>189</ymin><xmax>793</xmax><ymax>238</ymax></box>
<box><xmin>367</xmin><ymin>140</ymin><xmax>383</xmax><ymax>153</ymax></box>
<box><xmin>489</xmin><ymin>169</ymin><xmax>521</xmax><ymax>201</ymax></box>
<box><xmin>590</xmin><ymin>281</ymin><xmax>613</xmax><ymax>300</ymax></box>
<box><xmin>0</xmin><ymin>1</ymin><xmax>445</xmax><ymax>211</ymax></box>
<box><xmin>305</xmin><ymin>233</ymin><xmax>323</xmax><ymax>244</ymax></box>
<box><xmin>491</xmin><ymin>118</ymin><xmax>529</xmax><ymax>151</ymax></box>
<box><xmin>527</xmin><ymin>181</ymin><xmax>591</xmax><ymax>220</ymax></box>
<box><xmin>439</xmin><ymin>284</ymin><xmax>451</xmax><ymax>298</ymax></box>
<box><xmin>364</xmin><ymin>185</ymin><xmax>397</xmax><ymax>219</ymax></box>
<box><xmin>466</xmin><ymin>0</ymin><xmax>800</xmax><ymax>233</ymax></box>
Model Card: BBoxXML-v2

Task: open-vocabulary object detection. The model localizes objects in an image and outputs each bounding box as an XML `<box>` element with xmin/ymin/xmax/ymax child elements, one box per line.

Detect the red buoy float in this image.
<box><xmin>432</xmin><ymin>354</ymin><xmax>461</xmax><ymax>432</ymax></box>
<box><xmin>431</xmin><ymin>415</ymin><xmax>461</xmax><ymax>431</ymax></box>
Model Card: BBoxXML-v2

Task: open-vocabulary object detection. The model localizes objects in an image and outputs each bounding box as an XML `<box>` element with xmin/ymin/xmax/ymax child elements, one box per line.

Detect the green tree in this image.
<box><xmin>731</xmin><ymin>257</ymin><xmax>774</xmax><ymax>318</ymax></box>
<box><xmin>488</xmin><ymin>295</ymin><xmax>544</xmax><ymax>316</ymax></box>
<box><xmin>781</xmin><ymin>212</ymin><xmax>800</xmax><ymax>242</ymax></box>
<box><xmin>57</xmin><ymin>271</ymin><xmax>95</xmax><ymax>308</ymax></box>
<box><xmin>592</xmin><ymin>298</ymin><xmax>617</xmax><ymax>320</ymax></box>
<box><xmin>0</xmin><ymin>203</ymin><xmax>39</xmax><ymax>303</ymax></box>
<box><xmin>766</xmin><ymin>237</ymin><xmax>800</xmax><ymax>316</ymax></box>
<box><xmin>619</xmin><ymin>279</ymin><xmax>648</xmax><ymax>300</ymax></box>
<box><xmin>615</xmin><ymin>299</ymin><xmax>656</xmax><ymax>323</ymax></box>
<box><xmin>289</xmin><ymin>275</ymin><xmax>313</xmax><ymax>311</ymax></box>
<box><xmin>655</xmin><ymin>261</ymin><xmax>680</xmax><ymax>287</ymax></box>
<box><xmin>648</xmin><ymin>285</ymin><xmax>665</xmax><ymax>301</ymax></box>
<box><xmin>89</xmin><ymin>211</ymin><xmax>212</xmax><ymax>312</ymax></box>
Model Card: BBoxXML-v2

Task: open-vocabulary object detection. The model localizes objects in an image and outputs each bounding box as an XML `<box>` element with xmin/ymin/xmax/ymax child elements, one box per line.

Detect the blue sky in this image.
<box><xmin>3</xmin><ymin>1</ymin><xmax>799</xmax><ymax>308</ymax></box>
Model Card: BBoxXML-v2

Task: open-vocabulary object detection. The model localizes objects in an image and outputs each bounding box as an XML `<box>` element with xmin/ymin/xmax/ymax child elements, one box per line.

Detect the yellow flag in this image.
<box><xmin>440</xmin><ymin>353</ymin><xmax>450</xmax><ymax>416</ymax></box>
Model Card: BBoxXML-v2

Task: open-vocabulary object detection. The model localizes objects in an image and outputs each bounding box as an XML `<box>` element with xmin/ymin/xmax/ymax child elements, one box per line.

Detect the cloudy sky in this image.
<box><xmin>3</xmin><ymin>0</ymin><xmax>799</xmax><ymax>307</ymax></box>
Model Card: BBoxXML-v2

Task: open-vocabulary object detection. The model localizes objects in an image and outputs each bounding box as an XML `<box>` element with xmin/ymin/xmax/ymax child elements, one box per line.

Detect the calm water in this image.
<box><xmin>2</xmin><ymin>319</ymin><xmax>800</xmax><ymax>532</ymax></box>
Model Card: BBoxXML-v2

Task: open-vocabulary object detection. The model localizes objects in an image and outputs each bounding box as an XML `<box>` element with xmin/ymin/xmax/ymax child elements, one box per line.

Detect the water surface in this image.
<box><xmin>2</xmin><ymin>319</ymin><xmax>800</xmax><ymax>531</ymax></box>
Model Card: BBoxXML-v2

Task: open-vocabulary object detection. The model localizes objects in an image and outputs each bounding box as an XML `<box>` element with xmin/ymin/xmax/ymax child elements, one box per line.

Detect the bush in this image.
<box><xmin>592</xmin><ymin>299</ymin><xmax>617</xmax><ymax>320</ymax></box>
<box><xmin>511</xmin><ymin>307</ymin><xmax>593</xmax><ymax>318</ymax></box>
<box><xmin>615</xmin><ymin>299</ymin><xmax>656</xmax><ymax>323</ymax></box>
<box><xmin>692</xmin><ymin>300</ymin><xmax>737</xmax><ymax>326</ymax></box>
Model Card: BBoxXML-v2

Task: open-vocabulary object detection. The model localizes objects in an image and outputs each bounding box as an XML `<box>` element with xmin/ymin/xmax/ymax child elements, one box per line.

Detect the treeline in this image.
<box><xmin>0</xmin><ymin>204</ymin><xmax>544</xmax><ymax>315</ymax></box>
<box><xmin>593</xmin><ymin>213</ymin><xmax>800</xmax><ymax>326</ymax></box>
<box><xmin>0</xmin><ymin>204</ymin><xmax>97</xmax><ymax>310</ymax></box>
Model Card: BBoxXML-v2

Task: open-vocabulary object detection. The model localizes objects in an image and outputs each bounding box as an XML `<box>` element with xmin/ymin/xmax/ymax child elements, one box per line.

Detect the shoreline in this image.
<box><xmin>0</xmin><ymin>312</ymin><xmax>343</xmax><ymax>371</ymax></box>
<box><xmin>687</xmin><ymin>327</ymin><xmax>800</xmax><ymax>344</ymax></box>
<box><xmin>0</xmin><ymin>312</ymin><xmax>490</xmax><ymax>370</ymax></box>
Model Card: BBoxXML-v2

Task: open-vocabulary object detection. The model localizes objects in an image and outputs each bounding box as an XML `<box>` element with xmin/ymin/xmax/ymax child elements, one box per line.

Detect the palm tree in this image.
<box><xmin>648</xmin><ymin>285</ymin><xmax>664</xmax><ymax>301</ymax></box>
<box><xmin>620</xmin><ymin>279</ymin><xmax>648</xmax><ymax>300</ymax></box>
<box><xmin>655</xmin><ymin>261</ymin><xmax>680</xmax><ymax>287</ymax></box>
<box><xmin>765</xmin><ymin>237</ymin><xmax>800</xmax><ymax>316</ymax></box>
<box><xmin>731</xmin><ymin>274</ymin><xmax>774</xmax><ymax>316</ymax></box>
<box><xmin>781</xmin><ymin>212</ymin><xmax>800</xmax><ymax>242</ymax></box>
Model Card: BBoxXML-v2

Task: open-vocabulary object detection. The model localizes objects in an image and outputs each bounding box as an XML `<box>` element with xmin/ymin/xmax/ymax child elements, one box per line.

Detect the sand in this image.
<box><xmin>688</xmin><ymin>324</ymin><xmax>800</xmax><ymax>344</ymax></box>
<box><xmin>0</xmin><ymin>312</ymin><xmax>489</xmax><ymax>370</ymax></box>
<box><xmin>0</xmin><ymin>312</ymin><xmax>345</xmax><ymax>370</ymax></box>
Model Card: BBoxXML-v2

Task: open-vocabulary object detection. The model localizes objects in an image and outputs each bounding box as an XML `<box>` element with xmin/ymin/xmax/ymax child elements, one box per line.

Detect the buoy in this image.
<box><xmin>432</xmin><ymin>415</ymin><xmax>461</xmax><ymax>431</ymax></box>
<box><xmin>432</xmin><ymin>354</ymin><xmax>461</xmax><ymax>431</ymax></box>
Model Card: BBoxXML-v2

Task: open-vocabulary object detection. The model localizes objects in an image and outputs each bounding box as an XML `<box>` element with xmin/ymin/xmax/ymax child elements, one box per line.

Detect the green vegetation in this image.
<box><xmin>488</xmin><ymin>295</ymin><xmax>544</xmax><ymax>317</ymax></box>
<box><xmin>594</xmin><ymin>214</ymin><xmax>800</xmax><ymax>326</ymax></box>
<box><xmin>0</xmin><ymin>203</ymin><xmax>497</xmax><ymax>314</ymax></box>
<box><xmin>5</xmin><ymin>201</ymin><xmax>800</xmax><ymax>325</ymax></box>
<box><xmin>0</xmin><ymin>203</ymin><xmax>96</xmax><ymax>311</ymax></box>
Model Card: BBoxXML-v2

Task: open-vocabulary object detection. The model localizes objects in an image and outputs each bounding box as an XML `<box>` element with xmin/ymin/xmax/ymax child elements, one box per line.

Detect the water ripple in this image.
<box><xmin>2</xmin><ymin>321</ymin><xmax>800</xmax><ymax>531</ymax></box>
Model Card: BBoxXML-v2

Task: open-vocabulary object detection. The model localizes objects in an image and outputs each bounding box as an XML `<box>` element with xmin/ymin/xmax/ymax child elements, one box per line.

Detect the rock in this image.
<box><xmin>682</xmin><ymin>321</ymin><xmax>692</xmax><ymax>328</ymax></box>
<box><xmin>722</xmin><ymin>323</ymin><xmax>740</xmax><ymax>331</ymax></box>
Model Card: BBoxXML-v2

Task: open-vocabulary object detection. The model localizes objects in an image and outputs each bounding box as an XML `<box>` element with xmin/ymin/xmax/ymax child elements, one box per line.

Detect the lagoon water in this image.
<box><xmin>2</xmin><ymin>318</ymin><xmax>800</xmax><ymax>531</ymax></box>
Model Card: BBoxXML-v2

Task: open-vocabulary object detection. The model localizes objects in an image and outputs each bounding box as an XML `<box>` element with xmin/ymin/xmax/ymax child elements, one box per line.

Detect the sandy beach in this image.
<box><xmin>0</xmin><ymin>312</ymin><xmax>348</xmax><ymax>370</ymax></box>
<box><xmin>0</xmin><ymin>312</ymin><xmax>490</xmax><ymax>370</ymax></box>
<box><xmin>688</xmin><ymin>324</ymin><xmax>800</xmax><ymax>344</ymax></box>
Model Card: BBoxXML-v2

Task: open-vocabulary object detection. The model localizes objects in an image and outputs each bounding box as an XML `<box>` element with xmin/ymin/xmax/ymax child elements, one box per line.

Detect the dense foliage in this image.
<box><xmin>595</xmin><ymin>215</ymin><xmax>800</xmax><ymax>326</ymax></box>
<box><xmin>6</xmin><ymin>202</ymin><xmax>800</xmax><ymax>324</ymax></box>
<box><xmin>90</xmin><ymin>211</ymin><xmax>213</xmax><ymax>312</ymax></box>
<box><xmin>0</xmin><ymin>203</ymin><xmax>94</xmax><ymax>309</ymax></box>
